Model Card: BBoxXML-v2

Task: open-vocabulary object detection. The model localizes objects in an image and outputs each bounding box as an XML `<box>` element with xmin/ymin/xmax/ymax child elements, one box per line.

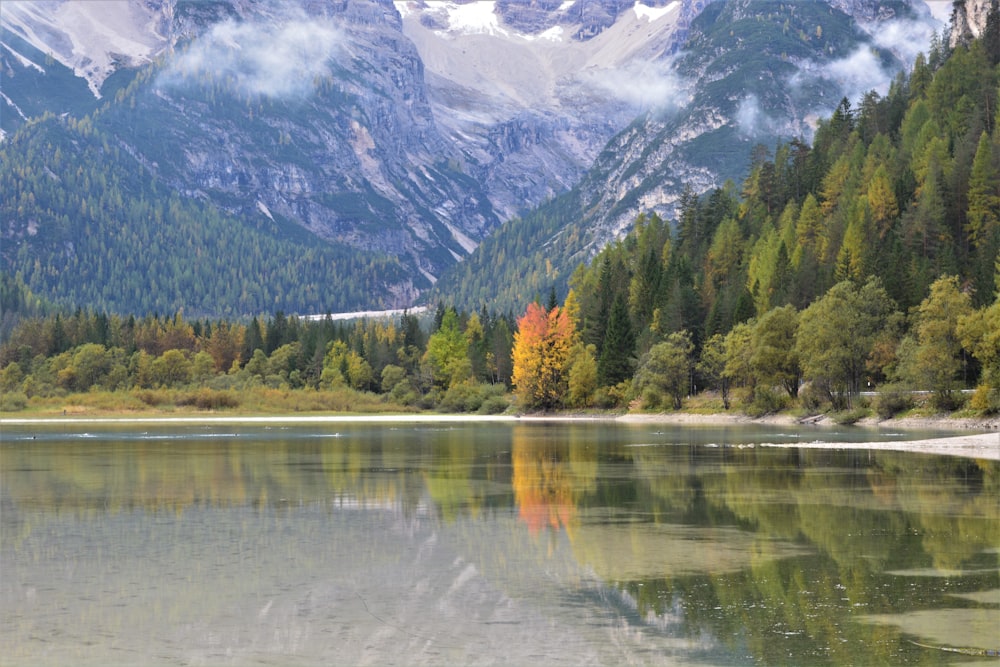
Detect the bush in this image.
<box><xmin>0</xmin><ymin>391</ymin><xmax>28</xmax><ymax>412</ymax></box>
<box><xmin>798</xmin><ymin>383</ymin><xmax>828</xmax><ymax>411</ymax></box>
<box><xmin>832</xmin><ymin>407</ymin><xmax>868</xmax><ymax>425</ymax></box>
<box><xmin>477</xmin><ymin>392</ymin><xmax>511</xmax><ymax>415</ymax></box>
<box><xmin>439</xmin><ymin>382</ymin><xmax>482</xmax><ymax>413</ymax></box>
<box><xmin>177</xmin><ymin>388</ymin><xmax>240</xmax><ymax>410</ymax></box>
<box><xmin>930</xmin><ymin>390</ymin><xmax>965</xmax><ymax>412</ymax></box>
<box><xmin>641</xmin><ymin>387</ymin><xmax>664</xmax><ymax>410</ymax></box>
<box><xmin>969</xmin><ymin>385</ymin><xmax>1000</xmax><ymax>414</ymax></box>
<box><xmin>745</xmin><ymin>387</ymin><xmax>787</xmax><ymax>417</ymax></box>
<box><xmin>439</xmin><ymin>382</ymin><xmax>508</xmax><ymax>413</ymax></box>
<box><xmin>874</xmin><ymin>384</ymin><xmax>914</xmax><ymax>419</ymax></box>
<box><xmin>135</xmin><ymin>389</ymin><xmax>172</xmax><ymax>406</ymax></box>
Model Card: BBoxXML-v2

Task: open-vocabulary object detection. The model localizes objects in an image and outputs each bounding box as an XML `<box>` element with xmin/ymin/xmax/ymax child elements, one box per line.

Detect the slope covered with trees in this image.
<box><xmin>0</xmin><ymin>111</ymin><xmax>411</xmax><ymax>316</ymax></box>
<box><xmin>551</xmin><ymin>27</ymin><xmax>1000</xmax><ymax>413</ymax></box>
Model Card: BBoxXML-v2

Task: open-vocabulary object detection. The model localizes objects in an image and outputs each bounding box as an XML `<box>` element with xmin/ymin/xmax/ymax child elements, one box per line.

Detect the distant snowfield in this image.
<box><xmin>1</xmin><ymin>0</ymin><xmax>952</xmax><ymax>101</ymax></box>
<box><xmin>302</xmin><ymin>306</ymin><xmax>430</xmax><ymax>321</ymax></box>
<box><xmin>1</xmin><ymin>0</ymin><xmax>167</xmax><ymax>96</ymax></box>
<box><xmin>633</xmin><ymin>1</ymin><xmax>680</xmax><ymax>22</ymax></box>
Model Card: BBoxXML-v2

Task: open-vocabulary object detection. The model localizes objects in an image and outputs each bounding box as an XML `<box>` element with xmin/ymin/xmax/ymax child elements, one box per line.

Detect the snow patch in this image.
<box><xmin>1</xmin><ymin>91</ymin><xmax>29</xmax><ymax>121</ymax></box>
<box><xmin>425</xmin><ymin>1</ymin><xmax>507</xmax><ymax>37</ymax></box>
<box><xmin>256</xmin><ymin>200</ymin><xmax>274</xmax><ymax>221</ymax></box>
<box><xmin>394</xmin><ymin>1</ymin><xmax>414</xmax><ymax>19</ymax></box>
<box><xmin>0</xmin><ymin>41</ymin><xmax>46</xmax><ymax>72</ymax></box>
<box><xmin>1</xmin><ymin>0</ymin><xmax>167</xmax><ymax>97</ymax></box>
<box><xmin>525</xmin><ymin>25</ymin><xmax>565</xmax><ymax>42</ymax></box>
<box><xmin>633</xmin><ymin>1</ymin><xmax>679</xmax><ymax>23</ymax></box>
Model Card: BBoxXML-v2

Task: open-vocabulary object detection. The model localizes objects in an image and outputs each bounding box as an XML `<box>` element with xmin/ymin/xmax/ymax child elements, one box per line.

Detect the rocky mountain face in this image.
<box><xmin>950</xmin><ymin>0</ymin><xmax>996</xmax><ymax>45</ymax></box>
<box><xmin>429</xmin><ymin>0</ymin><xmax>944</xmax><ymax>310</ymax></box>
<box><xmin>1</xmin><ymin>0</ymin><xmax>704</xmax><ymax>310</ymax></box>
<box><xmin>1</xmin><ymin>0</ymin><xmax>945</xmax><ymax>315</ymax></box>
<box><xmin>562</xmin><ymin>0</ymin><xmax>931</xmax><ymax>246</ymax></box>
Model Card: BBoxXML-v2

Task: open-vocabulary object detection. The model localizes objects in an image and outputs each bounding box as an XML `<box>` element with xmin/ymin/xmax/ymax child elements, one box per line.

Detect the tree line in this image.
<box><xmin>0</xmin><ymin>294</ymin><xmax>518</xmax><ymax>413</ymax></box>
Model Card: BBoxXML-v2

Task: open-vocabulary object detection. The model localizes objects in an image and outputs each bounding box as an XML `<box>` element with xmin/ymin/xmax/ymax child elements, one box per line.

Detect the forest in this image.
<box><xmin>1</xmin><ymin>27</ymin><xmax>999</xmax><ymax>417</ymax></box>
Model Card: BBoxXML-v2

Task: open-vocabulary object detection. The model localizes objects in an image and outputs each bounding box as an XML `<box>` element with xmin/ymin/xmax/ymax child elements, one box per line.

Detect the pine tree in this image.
<box><xmin>597</xmin><ymin>294</ymin><xmax>635</xmax><ymax>387</ymax></box>
<box><xmin>966</xmin><ymin>131</ymin><xmax>1000</xmax><ymax>248</ymax></box>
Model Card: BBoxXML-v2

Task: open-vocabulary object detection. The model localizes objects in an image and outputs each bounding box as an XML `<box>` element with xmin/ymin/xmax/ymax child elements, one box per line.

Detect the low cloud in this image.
<box><xmin>787</xmin><ymin>11</ymin><xmax>940</xmax><ymax>115</ymax></box>
<box><xmin>736</xmin><ymin>94</ymin><xmax>786</xmax><ymax>138</ymax></box>
<box><xmin>579</xmin><ymin>59</ymin><xmax>690</xmax><ymax>111</ymax></box>
<box><xmin>159</xmin><ymin>11</ymin><xmax>345</xmax><ymax>98</ymax></box>
<box><xmin>868</xmin><ymin>16</ymin><xmax>942</xmax><ymax>67</ymax></box>
<box><xmin>823</xmin><ymin>46</ymin><xmax>893</xmax><ymax>101</ymax></box>
<box><xmin>788</xmin><ymin>44</ymin><xmax>894</xmax><ymax>119</ymax></box>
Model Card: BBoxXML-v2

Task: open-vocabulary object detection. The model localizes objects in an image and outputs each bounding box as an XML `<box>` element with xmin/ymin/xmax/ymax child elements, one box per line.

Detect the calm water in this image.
<box><xmin>1</xmin><ymin>420</ymin><xmax>997</xmax><ymax>666</ymax></box>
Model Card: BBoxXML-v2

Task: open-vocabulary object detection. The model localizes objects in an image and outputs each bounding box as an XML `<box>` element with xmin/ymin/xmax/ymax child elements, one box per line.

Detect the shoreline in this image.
<box><xmin>2</xmin><ymin>411</ymin><xmax>997</xmax><ymax>461</ymax></box>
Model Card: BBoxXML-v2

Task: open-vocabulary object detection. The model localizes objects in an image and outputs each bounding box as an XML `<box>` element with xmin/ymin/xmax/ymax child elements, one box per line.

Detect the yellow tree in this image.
<box><xmin>512</xmin><ymin>302</ymin><xmax>575</xmax><ymax>410</ymax></box>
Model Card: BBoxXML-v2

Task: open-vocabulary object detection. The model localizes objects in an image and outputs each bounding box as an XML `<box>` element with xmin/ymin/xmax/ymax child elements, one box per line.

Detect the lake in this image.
<box><xmin>1</xmin><ymin>419</ymin><xmax>997</xmax><ymax>666</ymax></box>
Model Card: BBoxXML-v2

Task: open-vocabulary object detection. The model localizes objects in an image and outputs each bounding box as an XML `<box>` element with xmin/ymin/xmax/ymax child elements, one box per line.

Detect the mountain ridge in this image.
<box><xmin>0</xmin><ymin>0</ymin><xmax>962</xmax><ymax>316</ymax></box>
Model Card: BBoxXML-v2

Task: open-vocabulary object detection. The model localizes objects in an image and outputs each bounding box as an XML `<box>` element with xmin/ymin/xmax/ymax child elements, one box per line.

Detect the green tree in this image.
<box><xmin>723</xmin><ymin>320</ymin><xmax>756</xmax><ymax>398</ymax></box>
<box><xmin>796</xmin><ymin>279</ymin><xmax>896</xmax><ymax>407</ymax></box>
<box><xmin>966</xmin><ymin>130</ymin><xmax>1000</xmax><ymax>249</ymax></box>
<box><xmin>751</xmin><ymin>305</ymin><xmax>800</xmax><ymax>398</ymax></box>
<box><xmin>597</xmin><ymin>294</ymin><xmax>635</xmax><ymax>387</ymax></box>
<box><xmin>566</xmin><ymin>343</ymin><xmax>598</xmax><ymax>409</ymax></box>
<box><xmin>424</xmin><ymin>308</ymin><xmax>471</xmax><ymax>389</ymax></box>
<box><xmin>151</xmin><ymin>349</ymin><xmax>192</xmax><ymax>387</ymax></box>
<box><xmin>633</xmin><ymin>331</ymin><xmax>694</xmax><ymax>410</ymax></box>
<box><xmin>957</xmin><ymin>293</ymin><xmax>1000</xmax><ymax>411</ymax></box>
<box><xmin>896</xmin><ymin>275</ymin><xmax>973</xmax><ymax>408</ymax></box>
<box><xmin>696</xmin><ymin>333</ymin><xmax>730</xmax><ymax>409</ymax></box>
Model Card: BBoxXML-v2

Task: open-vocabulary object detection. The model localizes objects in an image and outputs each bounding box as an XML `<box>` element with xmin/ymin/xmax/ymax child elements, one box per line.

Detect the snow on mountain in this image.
<box><xmin>0</xmin><ymin>0</ymin><xmax>171</xmax><ymax>96</ymax></box>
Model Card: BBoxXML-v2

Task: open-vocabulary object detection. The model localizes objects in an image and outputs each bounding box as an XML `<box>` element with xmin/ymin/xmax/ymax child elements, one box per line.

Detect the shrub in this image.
<box><xmin>969</xmin><ymin>385</ymin><xmax>1000</xmax><ymax>414</ymax></box>
<box><xmin>798</xmin><ymin>383</ymin><xmax>828</xmax><ymax>411</ymax></box>
<box><xmin>439</xmin><ymin>382</ymin><xmax>508</xmax><ymax>413</ymax></box>
<box><xmin>0</xmin><ymin>391</ymin><xmax>28</xmax><ymax>412</ymax></box>
<box><xmin>177</xmin><ymin>388</ymin><xmax>240</xmax><ymax>410</ymax></box>
<box><xmin>745</xmin><ymin>387</ymin><xmax>787</xmax><ymax>417</ymax></box>
<box><xmin>832</xmin><ymin>407</ymin><xmax>868</xmax><ymax>425</ymax></box>
<box><xmin>874</xmin><ymin>384</ymin><xmax>914</xmax><ymax>419</ymax></box>
<box><xmin>640</xmin><ymin>387</ymin><xmax>664</xmax><ymax>410</ymax></box>
<box><xmin>134</xmin><ymin>389</ymin><xmax>171</xmax><ymax>406</ymax></box>
<box><xmin>930</xmin><ymin>390</ymin><xmax>965</xmax><ymax>412</ymax></box>
<box><xmin>477</xmin><ymin>394</ymin><xmax>510</xmax><ymax>415</ymax></box>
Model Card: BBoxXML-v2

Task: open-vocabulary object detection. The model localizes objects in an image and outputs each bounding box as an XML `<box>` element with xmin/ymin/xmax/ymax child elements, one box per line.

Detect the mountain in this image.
<box><xmin>430</xmin><ymin>0</ymin><xmax>949</xmax><ymax>310</ymax></box>
<box><xmin>1</xmin><ymin>0</ymin><xmax>949</xmax><ymax>316</ymax></box>
<box><xmin>1</xmin><ymin>0</ymin><xmax>701</xmax><ymax>314</ymax></box>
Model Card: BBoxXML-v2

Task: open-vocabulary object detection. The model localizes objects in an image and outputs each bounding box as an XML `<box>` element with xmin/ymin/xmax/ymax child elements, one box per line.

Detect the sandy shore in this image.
<box><xmin>3</xmin><ymin>412</ymin><xmax>998</xmax><ymax>460</ymax></box>
<box><xmin>618</xmin><ymin>412</ymin><xmax>1000</xmax><ymax>460</ymax></box>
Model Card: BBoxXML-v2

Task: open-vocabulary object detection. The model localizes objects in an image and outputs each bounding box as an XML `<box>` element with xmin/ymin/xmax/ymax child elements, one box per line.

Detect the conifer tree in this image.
<box><xmin>597</xmin><ymin>294</ymin><xmax>635</xmax><ymax>387</ymax></box>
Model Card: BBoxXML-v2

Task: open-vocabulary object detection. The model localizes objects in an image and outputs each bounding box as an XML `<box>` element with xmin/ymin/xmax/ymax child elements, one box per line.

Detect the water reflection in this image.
<box><xmin>1</xmin><ymin>421</ymin><xmax>997</xmax><ymax>665</ymax></box>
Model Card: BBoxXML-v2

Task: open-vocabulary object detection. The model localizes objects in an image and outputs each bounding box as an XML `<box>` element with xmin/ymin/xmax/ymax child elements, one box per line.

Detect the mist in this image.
<box><xmin>868</xmin><ymin>15</ymin><xmax>943</xmax><ymax>67</ymax></box>
<box><xmin>159</xmin><ymin>11</ymin><xmax>345</xmax><ymax>98</ymax></box>
<box><xmin>579</xmin><ymin>59</ymin><xmax>690</xmax><ymax>111</ymax></box>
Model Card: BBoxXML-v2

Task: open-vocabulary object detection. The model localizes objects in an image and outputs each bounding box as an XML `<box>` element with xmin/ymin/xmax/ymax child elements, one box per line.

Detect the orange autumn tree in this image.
<box><xmin>512</xmin><ymin>301</ymin><xmax>575</xmax><ymax>409</ymax></box>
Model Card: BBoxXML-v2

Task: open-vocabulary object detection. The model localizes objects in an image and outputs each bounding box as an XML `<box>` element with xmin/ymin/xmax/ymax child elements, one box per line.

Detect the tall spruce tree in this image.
<box><xmin>598</xmin><ymin>294</ymin><xmax>635</xmax><ymax>387</ymax></box>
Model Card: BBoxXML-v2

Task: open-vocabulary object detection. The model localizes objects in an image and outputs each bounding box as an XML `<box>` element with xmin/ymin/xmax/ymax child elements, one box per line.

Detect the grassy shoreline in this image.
<box><xmin>3</xmin><ymin>394</ymin><xmax>997</xmax><ymax>461</ymax></box>
<box><xmin>2</xmin><ymin>387</ymin><xmax>999</xmax><ymax>428</ymax></box>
